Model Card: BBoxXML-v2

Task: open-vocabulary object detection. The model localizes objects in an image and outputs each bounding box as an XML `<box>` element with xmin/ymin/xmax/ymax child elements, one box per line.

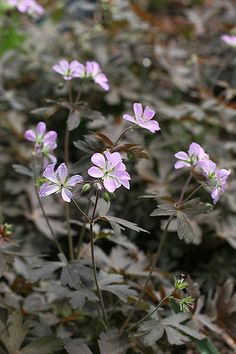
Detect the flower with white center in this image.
<box><xmin>123</xmin><ymin>103</ymin><xmax>160</xmax><ymax>133</ymax></box>
<box><xmin>39</xmin><ymin>163</ymin><xmax>83</xmax><ymax>202</ymax></box>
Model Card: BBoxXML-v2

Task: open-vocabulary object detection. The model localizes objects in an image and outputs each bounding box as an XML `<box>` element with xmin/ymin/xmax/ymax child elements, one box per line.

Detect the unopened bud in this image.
<box><xmin>82</xmin><ymin>183</ymin><xmax>91</xmax><ymax>193</ymax></box>
<box><xmin>57</xmin><ymin>82</ymin><xmax>64</xmax><ymax>90</ymax></box>
<box><xmin>102</xmin><ymin>192</ymin><xmax>110</xmax><ymax>202</ymax></box>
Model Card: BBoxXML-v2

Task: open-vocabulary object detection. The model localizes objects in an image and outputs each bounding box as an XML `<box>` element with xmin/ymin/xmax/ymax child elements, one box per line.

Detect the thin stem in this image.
<box><xmin>183</xmin><ymin>184</ymin><xmax>203</xmax><ymax>203</ymax></box>
<box><xmin>127</xmin><ymin>289</ymin><xmax>175</xmax><ymax>332</ymax></box>
<box><xmin>32</xmin><ymin>159</ymin><xmax>64</xmax><ymax>255</ymax></box>
<box><xmin>178</xmin><ymin>173</ymin><xmax>193</xmax><ymax>206</ymax></box>
<box><xmin>121</xmin><ymin>214</ymin><xmax>174</xmax><ymax>332</ymax></box>
<box><xmin>72</xmin><ymin>199</ymin><xmax>90</xmax><ymax>222</ymax></box>
<box><xmin>75</xmin><ymin>200</ymin><xmax>91</xmax><ymax>259</ymax></box>
<box><xmin>65</xmin><ymin>203</ymin><xmax>74</xmax><ymax>260</ymax></box>
<box><xmin>90</xmin><ymin>192</ymin><xmax>109</xmax><ymax>329</ymax></box>
<box><xmin>111</xmin><ymin>126</ymin><xmax>133</xmax><ymax>151</ymax></box>
<box><xmin>64</xmin><ymin>81</ymin><xmax>73</xmax><ymax>165</ymax></box>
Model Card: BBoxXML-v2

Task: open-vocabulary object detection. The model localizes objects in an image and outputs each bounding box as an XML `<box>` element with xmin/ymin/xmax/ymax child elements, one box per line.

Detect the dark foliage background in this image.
<box><xmin>0</xmin><ymin>0</ymin><xmax>236</xmax><ymax>353</ymax></box>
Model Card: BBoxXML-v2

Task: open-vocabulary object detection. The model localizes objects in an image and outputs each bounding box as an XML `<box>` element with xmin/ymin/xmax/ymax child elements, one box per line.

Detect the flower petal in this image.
<box><xmin>44</xmin><ymin>131</ymin><xmax>57</xmax><ymax>142</ymax></box>
<box><xmin>52</xmin><ymin>64</ymin><xmax>65</xmax><ymax>75</ymax></box>
<box><xmin>91</xmin><ymin>153</ymin><xmax>106</xmax><ymax>168</ymax></box>
<box><xmin>56</xmin><ymin>163</ymin><xmax>68</xmax><ymax>183</ymax></box>
<box><xmin>36</xmin><ymin>122</ymin><xmax>46</xmax><ymax>137</ymax></box>
<box><xmin>43</xmin><ymin>163</ymin><xmax>58</xmax><ymax>183</ymax></box>
<box><xmin>123</xmin><ymin>114</ymin><xmax>136</xmax><ymax>123</ymax></box>
<box><xmin>39</xmin><ymin>182</ymin><xmax>60</xmax><ymax>197</ymax></box>
<box><xmin>175</xmin><ymin>151</ymin><xmax>189</xmax><ymax>160</ymax></box>
<box><xmin>67</xmin><ymin>175</ymin><xmax>83</xmax><ymax>187</ymax></box>
<box><xmin>174</xmin><ymin>161</ymin><xmax>190</xmax><ymax>169</ymax></box>
<box><xmin>103</xmin><ymin>176</ymin><xmax>119</xmax><ymax>192</ymax></box>
<box><xmin>88</xmin><ymin>166</ymin><xmax>104</xmax><ymax>178</ymax></box>
<box><xmin>59</xmin><ymin>60</ymin><xmax>69</xmax><ymax>71</ymax></box>
<box><xmin>140</xmin><ymin>120</ymin><xmax>160</xmax><ymax>133</ymax></box>
<box><xmin>104</xmin><ymin>151</ymin><xmax>122</xmax><ymax>169</ymax></box>
<box><xmin>24</xmin><ymin>129</ymin><xmax>36</xmax><ymax>142</ymax></box>
<box><xmin>61</xmin><ymin>188</ymin><xmax>73</xmax><ymax>202</ymax></box>
<box><xmin>133</xmin><ymin>103</ymin><xmax>143</xmax><ymax>119</ymax></box>
<box><xmin>143</xmin><ymin>106</ymin><xmax>155</xmax><ymax>120</ymax></box>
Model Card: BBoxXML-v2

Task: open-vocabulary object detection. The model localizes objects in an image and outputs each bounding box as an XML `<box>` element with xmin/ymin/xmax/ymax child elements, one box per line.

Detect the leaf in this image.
<box><xmin>13</xmin><ymin>164</ymin><xmax>33</xmax><ymax>177</ymax></box>
<box><xmin>67</xmin><ymin>110</ymin><xmax>81</xmax><ymax>131</ymax></box>
<box><xmin>105</xmin><ymin>215</ymin><xmax>149</xmax><ymax>234</ymax></box>
<box><xmin>96</xmin><ymin>198</ymin><xmax>110</xmax><ymax>217</ymax></box>
<box><xmin>8</xmin><ymin>311</ymin><xmax>28</xmax><ymax>353</ymax></box>
<box><xmin>98</xmin><ymin>328</ymin><xmax>129</xmax><ymax>354</ymax></box>
<box><xmin>60</xmin><ymin>259</ymin><xmax>94</xmax><ymax>290</ymax></box>
<box><xmin>74</xmin><ymin>135</ymin><xmax>103</xmax><ymax>154</ymax></box>
<box><xmin>64</xmin><ymin>339</ymin><xmax>93</xmax><ymax>354</ymax></box>
<box><xmin>69</xmin><ymin>288</ymin><xmax>99</xmax><ymax>309</ymax></box>
<box><xmin>30</xmin><ymin>105</ymin><xmax>61</xmax><ymax>118</ymax></box>
<box><xmin>20</xmin><ymin>336</ymin><xmax>63</xmax><ymax>354</ymax></box>
<box><xmin>0</xmin><ymin>252</ymin><xmax>14</xmax><ymax>277</ymax></box>
<box><xmin>150</xmin><ymin>197</ymin><xmax>176</xmax><ymax>217</ymax></box>
<box><xmin>98</xmin><ymin>271</ymin><xmax>137</xmax><ymax>302</ymax></box>
<box><xmin>138</xmin><ymin>313</ymin><xmax>204</xmax><ymax>346</ymax></box>
<box><xmin>182</xmin><ymin>198</ymin><xmax>213</xmax><ymax>216</ymax></box>
<box><xmin>177</xmin><ymin>211</ymin><xmax>195</xmax><ymax>242</ymax></box>
<box><xmin>26</xmin><ymin>260</ymin><xmax>63</xmax><ymax>282</ymax></box>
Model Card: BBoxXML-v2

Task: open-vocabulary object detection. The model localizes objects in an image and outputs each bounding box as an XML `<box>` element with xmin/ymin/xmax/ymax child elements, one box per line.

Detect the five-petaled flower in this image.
<box><xmin>24</xmin><ymin>121</ymin><xmax>57</xmax><ymax>166</ymax></box>
<box><xmin>88</xmin><ymin>151</ymin><xmax>131</xmax><ymax>193</ymax></box>
<box><xmin>39</xmin><ymin>163</ymin><xmax>83</xmax><ymax>202</ymax></box>
<box><xmin>52</xmin><ymin>60</ymin><xmax>84</xmax><ymax>81</ymax></box>
<box><xmin>221</xmin><ymin>35</ymin><xmax>236</xmax><ymax>47</ymax></box>
<box><xmin>123</xmin><ymin>103</ymin><xmax>160</xmax><ymax>133</ymax></box>
<box><xmin>174</xmin><ymin>142</ymin><xmax>208</xmax><ymax>169</ymax></box>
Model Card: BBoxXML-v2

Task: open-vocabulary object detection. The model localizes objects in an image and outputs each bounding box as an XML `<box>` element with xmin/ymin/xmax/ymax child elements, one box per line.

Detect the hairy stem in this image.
<box><xmin>90</xmin><ymin>192</ymin><xmax>109</xmax><ymax>329</ymax></box>
<box><xmin>121</xmin><ymin>214</ymin><xmax>174</xmax><ymax>332</ymax></box>
<box><xmin>178</xmin><ymin>173</ymin><xmax>193</xmax><ymax>206</ymax></box>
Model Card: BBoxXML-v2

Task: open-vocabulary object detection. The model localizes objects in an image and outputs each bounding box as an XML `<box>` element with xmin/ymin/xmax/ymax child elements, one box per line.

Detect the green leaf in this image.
<box><xmin>20</xmin><ymin>336</ymin><xmax>63</xmax><ymax>354</ymax></box>
<box><xmin>60</xmin><ymin>259</ymin><xmax>94</xmax><ymax>290</ymax></box>
<box><xmin>13</xmin><ymin>164</ymin><xmax>33</xmax><ymax>177</ymax></box>
<box><xmin>182</xmin><ymin>198</ymin><xmax>213</xmax><ymax>216</ymax></box>
<box><xmin>150</xmin><ymin>197</ymin><xmax>176</xmax><ymax>217</ymax></box>
<box><xmin>8</xmin><ymin>312</ymin><xmax>28</xmax><ymax>353</ymax></box>
<box><xmin>69</xmin><ymin>288</ymin><xmax>99</xmax><ymax>309</ymax></box>
<box><xmin>67</xmin><ymin>110</ymin><xmax>81</xmax><ymax>131</ymax></box>
<box><xmin>194</xmin><ymin>338</ymin><xmax>220</xmax><ymax>354</ymax></box>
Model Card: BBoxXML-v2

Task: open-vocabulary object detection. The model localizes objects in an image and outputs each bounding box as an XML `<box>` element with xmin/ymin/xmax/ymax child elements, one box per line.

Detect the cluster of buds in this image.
<box><xmin>175</xmin><ymin>142</ymin><xmax>231</xmax><ymax>204</ymax></box>
<box><xmin>0</xmin><ymin>223</ymin><xmax>13</xmax><ymax>245</ymax></box>
<box><xmin>172</xmin><ymin>274</ymin><xmax>195</xmax><ymax>312</ymax></box>
<box><xmin>24</xmin><ymin>122</ymin><xmax>57</xmax><ymax>167</ymax></box>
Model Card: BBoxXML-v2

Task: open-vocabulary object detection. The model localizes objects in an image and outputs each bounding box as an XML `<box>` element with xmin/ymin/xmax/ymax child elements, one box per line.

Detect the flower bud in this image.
<box><xmin>82</xmin><ymin>183</ymin><xmax>91</xmax><ymax>193</ymax></box>
<box><xmin>102</xmin><ymin>192</ymin><xmax>110</xmax><ymax>202</ymax></box>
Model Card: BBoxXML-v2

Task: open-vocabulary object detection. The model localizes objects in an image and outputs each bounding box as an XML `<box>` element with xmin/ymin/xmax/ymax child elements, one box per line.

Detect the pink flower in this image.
<box><xmin>88</xmin><ymin>151</ymin><xmax>131</xmax><ymax>192</ymax></box>
<box><xmin>221</xmin><ymin>35</ymin><xmax>236</xmax><ymax>47</ymax></box>
<box><xmin>6</xmin><ymin>0</ymin><xmax>44</xmax><ymax>15</ymax></box>
<box><xmin>39</xmin><ymin>163</ymin><xmax>83</xmax><ymax>202</ymax></box>
<box><xmin>175</xmin><ymin>142</ymin><xmax>208</xmax><ymax>169</ymax></box>
<box><xmin>123</xmin><ymin>103</ymin><xmax>160</xmax><ymax>133</ymax></box>
<box><xmin>24</xmin><ymin>121</ymin><xmax>57</xmax><ymax>166</ymax></box>
<box><xmin>85</xmin><ymin>61</ymin><xmax>109</xmax><ymax>91</ymax></box>
<box><xmin>52</xmin><ymin>60</ymin><xmax>84</xmax><ymax>81</ymax></box>
<box><xmin>198</xmin><ymin>159</ymin><xmax>231</xmax><ymax>204</ymax></box>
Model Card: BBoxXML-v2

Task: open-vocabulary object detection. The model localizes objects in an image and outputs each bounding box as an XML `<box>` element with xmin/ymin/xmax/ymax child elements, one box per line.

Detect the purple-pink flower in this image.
<box><xmin>52</xmin><ymin>60</ymin><xmax>84</xmax><ymax>81</ymax></box>
<box><xmin>221</xmin><ymin>35</ymin><xmax>236</xmax><ymax>47</ymax></box>
<box><xmin>6</xmin><ymin>0</ymin><xmax>44</xmax><ymax>15</ymax></box>
<box><xmin>198</xmin><ymin>159</ymin><xmax>231</xmax><ymax>204</ymax></box>
<box><xmin>88</xmin><ymin>151</ymin><xmax>131</xmax><ymax>193</ymax></box>
<box><xmin>85</xmin><ymin>61</ymin><xmax>109</xmax><ymax>91</ymax></box>
<box><xmin>24</xmin><ymin>121</ymin><xmax>57</xmax><ymax>166</ymax></box>
<box><xmin>123</xmin><ymin>103</ymin><xmax>160</xmax><ymax>133</ymax></box>
<box><xmin>39</xmin><ymin>163</ymin><xmax>83</xmax><ymax>202</ymax></box>
<box><xmin>174</xmin><ymin>142</ymin><xmax>208</xmax><ymax>169</ymax></box>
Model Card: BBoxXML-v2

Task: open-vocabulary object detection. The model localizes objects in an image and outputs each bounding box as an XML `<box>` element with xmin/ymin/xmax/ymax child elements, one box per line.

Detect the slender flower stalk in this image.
<box><xmin>65</xmin><ymin>203</ymin><xmax>74</xmax><ymax>260</ymax></box>
<box><xmin>89</xmin><ymin>192</ymin><xmax>109</xmax><ymax>329</ymax></box>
